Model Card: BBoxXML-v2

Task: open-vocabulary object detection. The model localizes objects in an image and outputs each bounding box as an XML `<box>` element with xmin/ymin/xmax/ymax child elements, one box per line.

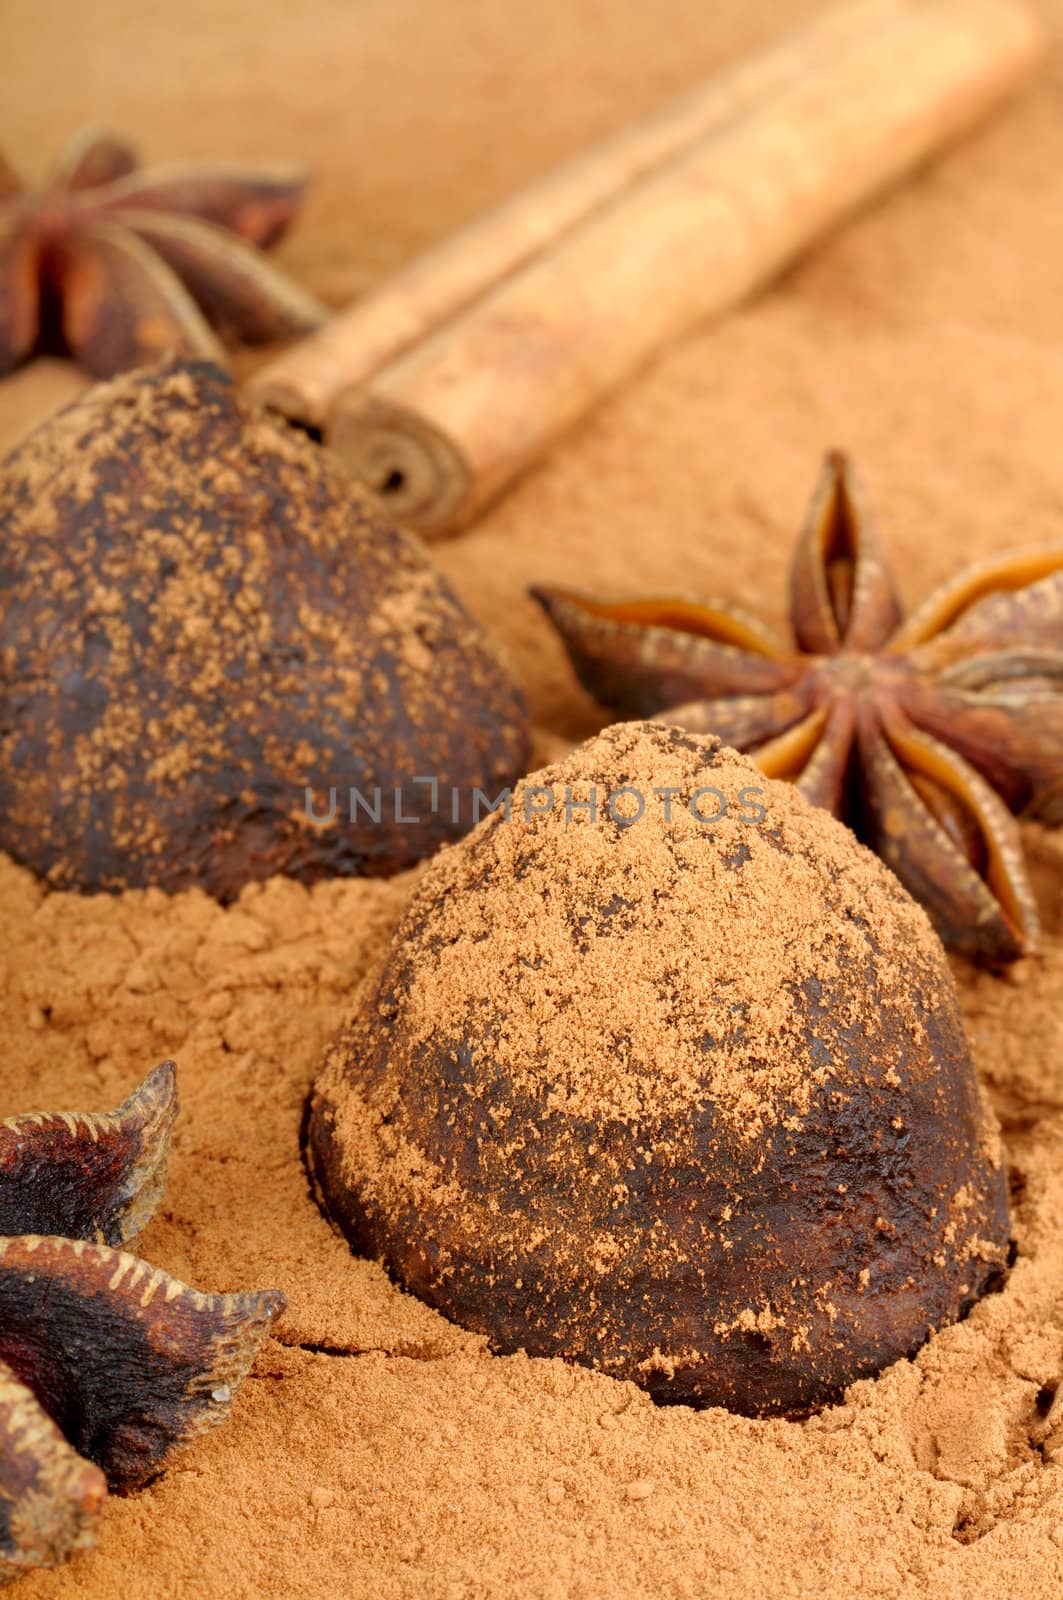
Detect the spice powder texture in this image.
<box><xmin>0</xmin><ymin>827</ymin><xmax>1062</xmax><ymax>1599</ymax></box>
<box><xmin>6</xmin><ymin>0</ymin><xmax>1063</xmax><ymax>1592</ymax></box>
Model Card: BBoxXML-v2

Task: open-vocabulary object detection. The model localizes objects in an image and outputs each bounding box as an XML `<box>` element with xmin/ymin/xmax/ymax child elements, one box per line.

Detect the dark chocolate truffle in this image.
<box><xmin>308</xmin><ymin>721</ymin><xmax>1010</xmax><ymax>1417</ymax></box>
<box><xmin>0</xmin><ymin>360</ymin><xmax>529</xmax><ymax>897</ymax></box>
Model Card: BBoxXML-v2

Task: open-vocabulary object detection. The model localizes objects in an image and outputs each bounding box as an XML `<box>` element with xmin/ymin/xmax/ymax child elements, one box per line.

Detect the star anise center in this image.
<box><xmin>818</xmin><ymin>651</ymin><xmax>889</xmax><ymax>692</ymax></box>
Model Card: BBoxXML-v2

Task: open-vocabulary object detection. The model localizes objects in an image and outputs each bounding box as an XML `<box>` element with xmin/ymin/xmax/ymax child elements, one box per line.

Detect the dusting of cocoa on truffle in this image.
<box><xmin>0</xmin><ymin>359</ymin><xmax>529</xmax><ymax>898</ymax></box>
<box><xmin>308</xmin><ymin>721</ymin><xmax>1010</xmax><ymax>1417</ymax></box>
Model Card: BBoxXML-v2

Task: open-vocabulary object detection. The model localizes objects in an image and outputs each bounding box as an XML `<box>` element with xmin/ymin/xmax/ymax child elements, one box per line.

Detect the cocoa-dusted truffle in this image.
<box><xmin>308</xmin><ymin>721</ymin><xmax>1010</xmax><ymax>1417</ymax></box>
<box><xmin>0</xmin><ymin>360</ymin><xmax>529</xmax><ymax>897</ymax></box>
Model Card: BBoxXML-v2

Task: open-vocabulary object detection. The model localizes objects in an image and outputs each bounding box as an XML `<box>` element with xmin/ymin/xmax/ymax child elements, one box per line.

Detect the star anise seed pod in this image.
<box><xmin>532</xmin><ymin>452</ymin><xmax>1063</xmax><ymax>965</ymax></box>
<box><xmin>0</xmin><ymin>1063</ymin><xmax>285</xmax><ymax>1581</ymax></box>
<box><xmin>0</xmin><ymin>126</ymin><xmax>326</xmax><ymax>378</ymax></box>
<box><xmin>0</xmin><ymin>1057</ymin><xmax>175</xmax><ymax>1244</ymax></box>
<box><xmin>0</xmin><ymin>1361</ymin><xmax>104</xmax><ymax>1580</ymax></box>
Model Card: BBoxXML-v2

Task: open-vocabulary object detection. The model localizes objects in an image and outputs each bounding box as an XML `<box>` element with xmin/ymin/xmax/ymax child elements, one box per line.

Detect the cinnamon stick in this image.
<box><xmin>326</xmin><ymin>0</ymin><xmax>1041</xmax><ymax>535</ymax></box>
<box><xmin>248</xmin><ymin>0</ymin><xmax>909</xmax><ymax>430</ymax></box>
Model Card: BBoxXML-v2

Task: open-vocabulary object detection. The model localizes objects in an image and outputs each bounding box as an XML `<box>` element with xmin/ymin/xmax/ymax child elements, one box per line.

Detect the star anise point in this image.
<box><xmin>0</xmin><ymin>1064</ymin><xmax>285</xmax><ymax>1579</ymax></box>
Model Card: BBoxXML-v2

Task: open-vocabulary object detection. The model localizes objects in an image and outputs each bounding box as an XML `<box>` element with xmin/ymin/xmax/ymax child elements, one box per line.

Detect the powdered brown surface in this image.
<box><xmin>4</xmin><ymin>0</ymin><xmax>1063</xmax><ymax>1595</ymax></box>
<box><xmin>0</xmin><ymin>361</ymin><xmax>528</xmax><ymax>896</ymax></box>
<box><xmin>309</xmin><ymin>725</ymin><xmax>1010</xmax><ymax>1417</ymax></box>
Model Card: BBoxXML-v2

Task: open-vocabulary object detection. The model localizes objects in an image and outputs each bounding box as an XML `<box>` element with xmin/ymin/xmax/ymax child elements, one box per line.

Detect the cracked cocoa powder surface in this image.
<box><xmin>5</xmin><ymin>0</ymin><xmax>1063</xmax><ymax>1594</ymax></box>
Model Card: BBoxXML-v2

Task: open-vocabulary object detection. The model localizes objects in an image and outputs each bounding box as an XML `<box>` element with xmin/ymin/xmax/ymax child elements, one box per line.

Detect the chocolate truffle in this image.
<box><xmin>0</xmin><ymin>360</ymin><xmax>529</xmax><ymax>897</ymax></box>
<box><xmin>308</xmin><ymin>721</ymin><xmax>1010</xmax><ymax>1417</ymax></box>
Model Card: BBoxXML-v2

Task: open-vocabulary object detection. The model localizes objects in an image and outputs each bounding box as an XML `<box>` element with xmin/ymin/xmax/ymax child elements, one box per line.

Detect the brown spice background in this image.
<box><xmin>4</xmin><ymin>1</ymin><xmax>1063</xmax><ymax>1595</ymax></box>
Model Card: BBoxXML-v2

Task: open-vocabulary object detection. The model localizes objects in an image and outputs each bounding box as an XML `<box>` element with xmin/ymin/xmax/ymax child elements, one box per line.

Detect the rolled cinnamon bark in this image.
<box><xmin>327</xmin><ymin>0</ymin><xmax>1041</xmax><ymax>535</ymax></box>
<box><xmin>247</xmin><ymin>0</ymin><xmax>907</xmax><ymax>431</ymax></box>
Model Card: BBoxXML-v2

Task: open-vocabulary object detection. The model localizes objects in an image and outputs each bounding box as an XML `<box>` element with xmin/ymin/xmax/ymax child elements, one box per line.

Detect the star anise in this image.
<box><xmin>0</xmin><ymin>1062</ymin><xmax>285</xmax><ymax>1581</ymax></box>
<box><xmin>532</xmin><ymin>453</ymin><xmax>1063</xmax><ymax>964</ymax></box>
<box><xmin>0</xmin><ymin>126</ymin><xmax>326</xmax><ymax>379</ymax></box>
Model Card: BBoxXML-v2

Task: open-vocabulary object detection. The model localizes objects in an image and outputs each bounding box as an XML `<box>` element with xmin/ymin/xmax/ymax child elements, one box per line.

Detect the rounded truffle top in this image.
<box><xmin>337</xmin><ymin>720</ymin><xmax>954</xmax><ymax>1136</ymax></box>
<box><xmin>0</xmin><ymin>360</ymin><xmax>528</xmax><ymax>896</ymax></box>
<box><xmin>309</xmin><ymin>721</ymin><xmax>1009</xmax><ymax>1415</ymax></box>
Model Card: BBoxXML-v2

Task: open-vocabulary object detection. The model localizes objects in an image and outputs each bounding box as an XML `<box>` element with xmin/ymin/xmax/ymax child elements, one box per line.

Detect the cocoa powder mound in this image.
<box><xmin>0</xmin><ymin>832</ymin><xmax>1062</xmax><ymax>1599</ymax></box>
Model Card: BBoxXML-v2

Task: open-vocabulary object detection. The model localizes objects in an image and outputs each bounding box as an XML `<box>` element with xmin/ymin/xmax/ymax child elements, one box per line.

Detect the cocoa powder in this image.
<box><xmin>0</xmin><ymin>828</ymin><xmax>1062</xmax><ymax>1598</ymax></box>
<box><xmin>5</xmin><ymin>0</ymin><xmax>1063</xmax><ymax>1592</ymax></box>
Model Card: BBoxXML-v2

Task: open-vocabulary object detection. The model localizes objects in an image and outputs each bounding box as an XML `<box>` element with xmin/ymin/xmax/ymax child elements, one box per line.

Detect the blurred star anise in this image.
<box><xmin>0</xmin><ymin>1063</ymin><xmax>284</xmax><ymax>1581</ymax></box>
<box><xmin>0</xmin><ymin>127</ymin><xmax>325</xmax><ymax>378</ymax></box>
<box><xmin>533</xmin><ymin>453</ymin><xmax>1063</xmax><ymax>964</ymax></box>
